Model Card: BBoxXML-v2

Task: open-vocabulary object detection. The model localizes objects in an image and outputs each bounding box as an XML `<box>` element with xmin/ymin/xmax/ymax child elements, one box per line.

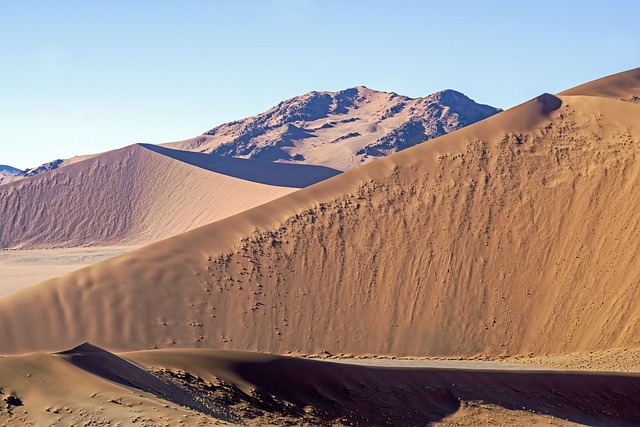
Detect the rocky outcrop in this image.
<box><xmin>0</xmin><ymin>165</ymin><xmax>21</xmax><ymax>179</ymax></box>
<box><xmin>167</xmin><ymin>86</ymin><xmax>500</xmax><ymax>171</ymax></box>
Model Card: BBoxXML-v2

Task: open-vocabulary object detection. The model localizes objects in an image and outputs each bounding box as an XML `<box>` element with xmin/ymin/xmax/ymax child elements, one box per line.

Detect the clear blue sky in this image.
<box><xmin>1</xmin><ymin>0</ymin><xmax>638</xmax><ymax>169</ymax></box>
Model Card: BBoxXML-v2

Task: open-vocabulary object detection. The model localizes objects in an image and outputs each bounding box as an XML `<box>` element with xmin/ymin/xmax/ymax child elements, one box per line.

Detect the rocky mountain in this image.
<box><xmin>1</xmin><ymin>154</ymin><xmax>102</xmax><ymax>185</ymax></box>
<box><xmin>20</xmin><ymin>159</ymin><xmax>65</xmax><ymax>177</ymax></box>
<box><xmin>0</xmin><ymin>165</ymin><xmax>22</xmax><ymax>180</ymax></box>
<box><xmin>0</xmin><ymin>86</ymin><xmax>497</xmax><ymax>248</ymax></box>
<box><xmin>166</xmin><ymin>86</ymin><xmax>501</xmax><ymax>171</ymax></box>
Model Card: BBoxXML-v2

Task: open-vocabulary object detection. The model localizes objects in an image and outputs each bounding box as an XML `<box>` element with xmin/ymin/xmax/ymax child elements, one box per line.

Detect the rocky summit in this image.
<box><xmin>0</xmin><ymin>165</ymin><xmax>21</xmax><ymax>179</ymax></box>
<box><xmin>166</xmin><ymin>86</ymin><xmax>500</xmax><ymax>171</ymax></box>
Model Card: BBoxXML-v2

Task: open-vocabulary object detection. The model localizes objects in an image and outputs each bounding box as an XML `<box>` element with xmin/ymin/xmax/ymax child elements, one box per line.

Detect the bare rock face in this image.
<box><xmin>167</xmin><ymin>86</ymin><xmax>501</xmax><ymax>171</ymax></box>
<box><xmin>9</xmin><ymin>87</ymin><xmax>498</xmax><ymax>182</ymax></box>
<box><xmin>358</xmin><ymin>90</ymin><xmax>500</xmax><ymax>157</ymax></box>
<box><xmin>0</xmin><ymin>165</ymin><xmax>22</xmax><ymax>180</ymax></box>
<box><xmin>4</xmin><ymin>157</ymin><xmax>94</xmax><ymax>183</ymax></box>
<box><xmin>19</xmin><ymin>160</ymin><xmax>64</xmax><ymax>177</ymax></box>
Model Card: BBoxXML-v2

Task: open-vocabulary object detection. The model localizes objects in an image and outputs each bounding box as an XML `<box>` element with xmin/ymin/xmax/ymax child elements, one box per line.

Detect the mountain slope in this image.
<box><xmin>0</xmin><ymin>165</ymin><xmax>22</xmax><ymax>180</ymax></box>
<box><xmin>0</xmin><ymin>144</ymin><xmax>338</xmax><ymax>249</ymax></box>
<box><xmin>166</xmin><ymin>86</ymin><xmax>501</xmax><ymax>171</ymax></box>
<box><xmin>1</xmin><ymin>154</ymin><xmax>100</xmax><ymax>185</ymax></box>
<box><xmin>0</xmin><ymin>69</ymin><xmax>639</xmax><ymax>358</ymax></box>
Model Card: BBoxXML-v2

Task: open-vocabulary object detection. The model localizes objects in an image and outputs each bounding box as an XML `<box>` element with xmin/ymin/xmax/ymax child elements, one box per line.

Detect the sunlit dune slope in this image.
<box><xmin>0</xmin><ymin>144</ymin><xmax>338</xmax><ymax>249</ymax></box>
<box><xmin>1</xmin><ymin>69</ymin><xmax>639</xmax><ymax>358</ymax></box>
<box><xmin>559</xmin><ymin>67</ymin><xmax>640</xmax><ymax>102</ymax></box>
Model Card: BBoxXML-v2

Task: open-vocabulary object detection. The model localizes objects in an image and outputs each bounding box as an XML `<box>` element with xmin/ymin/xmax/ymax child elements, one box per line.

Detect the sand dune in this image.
<box><xmin>128</xmin><ymin>348</ymin><xmax>640</xmax><ymax>426</ymax></box>
<box><xmin>559</xmin><ymin>67</ymin><xmax>640</xmax><ymax>101</ymax></box>
<box><xmin>1</xmin><ymin>343</ymin><xmax>638</xmax><ymax>426</ymax></box>
<box><xmin>0</xmin><ymin>143</ymin><xmax>338</xmax><ymax>249</ymax></box>
<box><xmin>1</xmin><ymin>69</ymin><xmax>640</xmax><ymax>361</ymax></box>
<box><xmin>0</xmin><ymin>344</ymin><xmax>238</xmax><ymax>426</ymax></box>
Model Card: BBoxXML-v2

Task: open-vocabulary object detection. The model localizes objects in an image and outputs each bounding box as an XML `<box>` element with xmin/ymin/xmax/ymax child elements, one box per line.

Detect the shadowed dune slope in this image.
<box><xmin>2</xmin><ymin>344</ymin><xmax>640</xmax><ymax>426</ymax></box>
<box><xmin>127</xmin><ymin>348</ymin><xmax>640</xmax><ymax>427</ymax></box>
<box><xmin>0</xmin><ymin>344</ymin><xmax>240</xmax><ymax>426</ymax></box>
<box><xmin>141</xmin><ymin>144</ymin><xmax>340</xmax><ymax>187</ymax></box>
<box><xmin>1</xmin><ymin>70</ymin><xmax>640</xmax><ymax>358</ymax></box>
<box><xmin>0</xmin><ymin>144</ymin><xmax>309</xmax><ymax>249</ymax></box>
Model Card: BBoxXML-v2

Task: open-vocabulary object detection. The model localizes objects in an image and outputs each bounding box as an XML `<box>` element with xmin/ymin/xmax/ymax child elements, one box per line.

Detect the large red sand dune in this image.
<box><xmin>1</xmin><ymin>69</ymin><xmax>639</xmax><ymax>359</ymax></box>
<box><xmin>0</xmin><ymin>143</ymin><xmax>338</xmax><ymax>249</ymax></box>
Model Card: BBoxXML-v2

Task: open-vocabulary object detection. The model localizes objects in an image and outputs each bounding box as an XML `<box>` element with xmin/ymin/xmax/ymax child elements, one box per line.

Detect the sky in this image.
<box><xmin>1</xmin><ymin>0</ymin><xmax>638</xmax><ymax>169</ymax></box>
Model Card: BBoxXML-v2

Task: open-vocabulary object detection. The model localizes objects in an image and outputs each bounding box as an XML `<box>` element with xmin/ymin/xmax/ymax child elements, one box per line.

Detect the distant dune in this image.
<box><xmin>0</xmin><ymin>144</ymin><xmax>339</xmax><ymax>249</ymax></box>
<box><xmin>0</xmin><ymin>69</ymin><xmax>638</xmax><ymax>359</ymax></box>
<box><xmin>166</xmin><ymin>86</ymin><xmax>501</xmax><ymax>171</ymax></box>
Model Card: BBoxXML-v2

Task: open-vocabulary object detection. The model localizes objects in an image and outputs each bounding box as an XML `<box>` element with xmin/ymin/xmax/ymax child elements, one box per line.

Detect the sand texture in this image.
<box><xmin>0</xmin><ymin>70</ymin><xmax>639</xmax><ymax>360</ymax></box>
<box><xmin>0</xmin><ymin>143</ymin><xmax>340</xmax><ymax>249</ymax></box>
<box><xmin>0</xmin><ymin>344</ymin><xmax>637</xmax><ymax>426</ymax></box>
<box><xmin>0</xmin><ymin>246</ymin><xmax>133</xmax><ymax>296</ymax></box>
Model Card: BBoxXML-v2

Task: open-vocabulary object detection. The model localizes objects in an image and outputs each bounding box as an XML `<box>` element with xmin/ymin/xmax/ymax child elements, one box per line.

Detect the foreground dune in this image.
<box><xmin>1</xmin><ymin>70</ymin><xmax>640</xmax><ymax>360</ymax></box>
<box><xmin>0</xmin><ymin>344</ymin><xmax>638</xmax><ymax>426</ymax></box>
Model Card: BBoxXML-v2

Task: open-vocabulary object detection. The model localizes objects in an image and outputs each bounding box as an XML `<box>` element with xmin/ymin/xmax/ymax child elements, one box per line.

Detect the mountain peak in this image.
<box><xmin>0</xmin><ymin>165</ymin><xmax>23</xmax><ymax>183</ymax></box>
<box><xmin>168</xmin><ymin>86</ymin><xmax>500</xmax><ymax>171</ymax></box>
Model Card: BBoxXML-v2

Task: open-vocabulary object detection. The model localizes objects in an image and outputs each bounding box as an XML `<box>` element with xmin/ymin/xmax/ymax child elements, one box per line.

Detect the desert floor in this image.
<box><xmin>0</xmin><ymin>247</ymin><xmax>133</xmax><ymax>296</ymax></box>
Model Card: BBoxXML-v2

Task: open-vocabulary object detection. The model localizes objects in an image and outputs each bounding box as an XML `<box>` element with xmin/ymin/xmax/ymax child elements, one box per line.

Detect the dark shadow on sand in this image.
<box><xmin>233</xmin><ymin>356</ymin><xmax>640</xmax><ymax>426</ymax></box>
<box><xmin>142</xmin><ymin>144</ymin><xmax>341</xmax><ymax>188</ymax></box>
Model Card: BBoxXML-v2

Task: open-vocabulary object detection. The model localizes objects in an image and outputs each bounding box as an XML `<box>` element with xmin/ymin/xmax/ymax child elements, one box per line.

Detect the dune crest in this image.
<box><xmin>559</xmin><ymin>67</ymin><xmax>640</xmax><ymax>101</ymax></box>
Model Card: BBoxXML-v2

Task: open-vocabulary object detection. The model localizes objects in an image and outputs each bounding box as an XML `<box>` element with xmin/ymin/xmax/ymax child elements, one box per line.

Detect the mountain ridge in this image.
<box><xmin>165</xmin><ymin>86</ymin><xmax>501</xmax><ymax>171</ymax></box>
<box><xmin>0</xmin><ymin>86</ymin><xmax>498</xmax><ymax>249</ymax></box>
<box><xmin>0</xmin><ymin>164</ymin><xmax>22</xmax><ymax>179</ymax></box>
